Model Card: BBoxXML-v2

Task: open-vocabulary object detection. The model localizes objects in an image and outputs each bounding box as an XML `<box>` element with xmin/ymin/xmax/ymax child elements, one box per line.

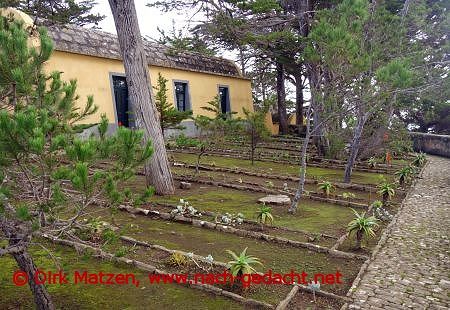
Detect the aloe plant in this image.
<box><xmin>347</xmin><ymin>209</ymin><xmax>379</xmax><ymax>249</ymax></box>
<box><xmin>371</xmin><ymin>200</ymin><xmax>383</xmax><ymax>209</ymax></box>
<box><xmin>318</xmin><ymin>181</ymin><xmax>334</xmax><ymax>196</ymax></box>
<box><xmin>377</xmin><ymin>182</ymin><xmax>396</xmax><ymax>205</ymax></box>
<box><xmin>367</xmin><ymin>157</ymin><xmax>377</xmax><ymax>168</ymax></box>
<box><xmin>256</xmin><ymin>204</ymin><xmax>274</xmax><ymax>227</ymax></box>
<box><xmin>226</xmin><ymin>247</ymin><xmax>263</xmax><ymax>276</ymax></box>
<box><xmin>412</xmin><ymin>152</ymin><xmax>426</xmax><ymax>167</ymax></box>
<box><xmin>395</xmin><ymin>166</ymin><xmax>413</xmax><ymax>186</ymax></box>
<box><xmin>342</xmin><ymin>192</ymin><xmax>356</xmax><ymax>200</ymax></box>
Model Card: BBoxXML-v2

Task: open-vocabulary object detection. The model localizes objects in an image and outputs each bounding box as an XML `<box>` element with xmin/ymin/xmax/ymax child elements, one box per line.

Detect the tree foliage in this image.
<box><xmin>1</xmin><ymin>0</ymin><xmax>105</xmax><ymax>26</ymax></box>
<box><xmin>154</xmin><ymin>72</ymin><xmax>192</xmax><ymax>134</ymax></box>
<box><xmin>0</xmin><ymin>17</ymin><xmax>152</xmax><ymax>308</ymax></box>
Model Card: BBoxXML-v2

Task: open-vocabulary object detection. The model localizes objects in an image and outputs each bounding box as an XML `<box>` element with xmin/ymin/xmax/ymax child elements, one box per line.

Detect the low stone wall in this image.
<box><xmin>409</xmin><ymin>132</ymin><xmax>450</xmax><ymax>158</ymax></box>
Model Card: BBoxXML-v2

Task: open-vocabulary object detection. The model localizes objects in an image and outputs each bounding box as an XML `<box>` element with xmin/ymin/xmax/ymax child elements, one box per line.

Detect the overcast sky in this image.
<box><xmin>92</xmin><ymin>1</ymin><xmax>200</xmax><ymax>43</ymax></box>
<box><xmin>91</xmin><ymin>0</ymin><xmax>297</xmax><ymax>99</ymax></box>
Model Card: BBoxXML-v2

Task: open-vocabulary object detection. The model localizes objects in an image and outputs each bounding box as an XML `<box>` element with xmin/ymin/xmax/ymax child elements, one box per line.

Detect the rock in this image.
<box><xmin>179</xmin><ymin>181</ymin><xmax>192</xmax><ymax>189</ymax></box>
<box><xmin>258</xmin><ymin>194</ymin><xmax>291</xmax><ymax>205</ymax></box>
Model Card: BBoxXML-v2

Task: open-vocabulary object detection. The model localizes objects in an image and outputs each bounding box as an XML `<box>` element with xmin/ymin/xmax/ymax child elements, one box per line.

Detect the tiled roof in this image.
<box><xmin>45</xmin><ymin>24</ymin><xmax>242</xmax><ymax>78</ymax></box>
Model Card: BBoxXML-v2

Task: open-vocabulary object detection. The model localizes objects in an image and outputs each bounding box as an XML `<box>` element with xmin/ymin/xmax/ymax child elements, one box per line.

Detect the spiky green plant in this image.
<box><xmin>342</xmin><ymin>192</ymin><xmax>356</xmax><ymax>200</ymax></box>
<box><xmin>256</xmin><ymin>205</ymin><xmax>274</xmax><ymax>226</ymax></box>
<box><xmin>395</xmin><ymin>166</ymin><xmax>414</xmax><ymax>186</ymax></box>
<box><xmin>318</xmin><ymin>181</ymin><xmax>334</xmax><ymax>196</ymax></box>
<box><xmin>367</xmin><ymin>157</ymin><xmax>377</xmax><ymax>168</ymax></box>
<box><xmin>412</xmin><ymin>152</ymin><xmax>426</xmax><ymax>167</ymax></box>
<box><xmin>347</xmin><ymin>209</ymin><xmax>379</xmax><ymax>249</ymax></box>
<box><xmin>377</xmin><ymin>182</ymin><xmax>396</xmax><ymax>204</ymax></box>
<box><xmin>226</xmin><ymin>247</ymin><xmax>263</xmax><ymax>276</ymax></box>
<box><xmin>371</xmin><ymin>200</ymin><xmax>383</xmax><ymax>209</ymax></box>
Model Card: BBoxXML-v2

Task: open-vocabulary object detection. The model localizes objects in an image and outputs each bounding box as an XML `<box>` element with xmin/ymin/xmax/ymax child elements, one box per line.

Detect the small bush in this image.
<box><xmin>169</xmin><ymin>252</ymin><xmax>189</xmax><ymax>267</ymax></box>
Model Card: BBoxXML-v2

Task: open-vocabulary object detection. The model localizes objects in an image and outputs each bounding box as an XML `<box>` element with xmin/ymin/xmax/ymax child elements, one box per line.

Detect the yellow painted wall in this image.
<box><xmin>44</xmin><ymin>51</ymin><xmax>253</xmax><ymax>125</ymax></box>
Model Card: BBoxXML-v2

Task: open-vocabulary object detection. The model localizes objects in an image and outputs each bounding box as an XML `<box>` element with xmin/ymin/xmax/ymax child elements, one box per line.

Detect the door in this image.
<box><xmin>218</xmin><ymin>86</ymin><xmax>230</xmax><ymax>115</ymax></box>
<box><xmin>112</xmin><ymin>75</ymin><xmax>132</xmax><ymax>128</ymax></box>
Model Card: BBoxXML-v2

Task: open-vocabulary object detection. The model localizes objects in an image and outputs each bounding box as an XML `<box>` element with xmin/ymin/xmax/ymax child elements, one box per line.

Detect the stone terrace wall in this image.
<box><xmin>409</xmin><ymin>132</ymin><xmax>450</xmax><ymax>158</ymax></box>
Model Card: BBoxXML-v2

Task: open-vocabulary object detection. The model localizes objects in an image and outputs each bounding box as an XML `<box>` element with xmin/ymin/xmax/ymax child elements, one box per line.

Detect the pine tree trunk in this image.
<box><xmin>12</xmin><ymin>249</ymin><xmax>54</xmax><ymax>310</ymax></box>
<box><xmin>308</xmin><ymin>67</ymin><xmax>329</xmax><ymax>156</ymax></box>
<box><xmin>289</xmin><ymin>106</ymin><xmax>312</xmax><ymax>213</ymax></box>
<box><xmin>295</xmin><ymin>72</ymin><xmax>304</xmax><ymax>135</ymax></box>
<box><xmin>344</xmin><ymin>111</ymin><xmax>370</xmax><ymax>183</ymax></box>
<box><xmin>2</xmin><ymin>203</ymin><xmax>54</xmax><ymax>310</ymax></box>
<box><xmin>109</xmin><ymin>0</ymin><xmax>174</xmax><ymax>195</ymax></box>
<box><xmin>276</xmin><ymin>61</ymin><xmax>288</xmax><ymax>135</ymax></box>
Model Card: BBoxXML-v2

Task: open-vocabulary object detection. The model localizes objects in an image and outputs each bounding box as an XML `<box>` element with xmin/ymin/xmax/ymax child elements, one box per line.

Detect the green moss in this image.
<box><xmin>108</xmin><ymin>209</ymin><xmax>361</xmax><ymax>298</ymax></box>
<box><xmin>150</xmin><ymin>186</ymin><xmax>354</xmax><ymax>236</ymax></box>
<box><xmin>172</xmin><ymin>153</ymin><xmax>389</xmax><ymax>185</ymax></box>
<box><xmin>171</xmin><ymin>166</ymin><xmax>381</xmax><ymax>202</ymax></box>
<box><xmin>0</xmin><ymin>242</ymin><xmax>242</xmax><ymax>309</ymax></box>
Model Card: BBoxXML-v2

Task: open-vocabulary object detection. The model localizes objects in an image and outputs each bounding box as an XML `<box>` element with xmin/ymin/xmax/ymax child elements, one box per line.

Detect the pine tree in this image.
<box><xmin>154</xmin><ymin>72</ymin><xmax>192</xmax><ymax>135</ymax></box>
<box><xmin>242</xmin><ymin>105</ymin><xmax>270</xmax><ymax>165</ymax></box>
<box><xmin>1</xmin><ymin>0</ymin><xmax>105</xmax><ymax>27</ymax></box>
<box><xmin>0</xmin><ymin>17</ymin><xmax>153</xmax><ymax>310</ymax></box>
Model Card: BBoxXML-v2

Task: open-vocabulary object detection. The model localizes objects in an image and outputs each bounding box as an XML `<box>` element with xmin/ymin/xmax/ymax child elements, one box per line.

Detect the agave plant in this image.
<box><xmin>226</xmin><ymin>247</ymin><xmax>263</xmax><ymax>276</ymax></box>
<box><xmin>367</xmin><ymin>157</ymin><xmax>377</xmax><ymax>168</ymax></box>
<box><xmin>377</xmin><ymin>182</ymin><xmax>396</xmax><ymax>205</ymax></box>
<box><xmin>342</xmin><ymin>192</ymin><xmax>356</xmax><ymax>200</ymax></box>
<box><xmin>395</xmin><ymin>166</ymin><xmax>413</xmax><ymax>186</ymax></box>
<box><xmin>347</xmin><ymin>209</ymin><xmax>379</xmax><ymax>249</ymax></box>
<box><xmin>318</xmin><ymin>181</ymin><xmax>334</xmax><ymax>196</ymax></box>
<box><xmin>256</xmin><ymin>204</ymin><xmax>274</xmax><ymax>227</ymax></box>
<box><xmin>371</xmin><ymin>200</ymin><xmax>383</xmax><ymax>209</ymax></box>
<box><xmin>412</xmin><ymin>152</ymin><xmax>426</xmax><ymax>167</ymax></box>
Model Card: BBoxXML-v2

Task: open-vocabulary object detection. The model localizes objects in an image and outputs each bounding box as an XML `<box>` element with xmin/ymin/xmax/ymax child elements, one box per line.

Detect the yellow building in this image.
<box><xmin>1</xmin><ymin>8</ymin><xmax>254</xmax><ymax>137</ymax></box>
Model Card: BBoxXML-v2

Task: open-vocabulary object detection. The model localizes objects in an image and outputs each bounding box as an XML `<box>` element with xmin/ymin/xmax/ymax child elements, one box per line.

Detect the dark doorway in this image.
<box><xmin>112</xmin><ymin>75</ymin><xmax>133</xmax><ymax>128</ymax></box>
<box><xmin>174</xmin><ymin>82</ymin><xmax>190</xmax><ymax>111</ymax></box>
<box><xmin>219</xmin><ymin>86</ymin><xmax>230</xmax><ymax>115</ymax></box>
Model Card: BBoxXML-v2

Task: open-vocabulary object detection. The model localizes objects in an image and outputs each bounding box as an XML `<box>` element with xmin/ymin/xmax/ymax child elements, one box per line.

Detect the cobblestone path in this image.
<box><xmin>346</xmin><ymin>155</ymin><xmax>450</xmax><ymax>309</ymax></box>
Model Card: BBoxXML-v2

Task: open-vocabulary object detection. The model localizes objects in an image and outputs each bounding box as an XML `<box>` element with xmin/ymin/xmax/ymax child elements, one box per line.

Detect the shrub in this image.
<box><xmin>114</xmin><ymin>246</ymin><xmax>130</xmax><ymax>258</ymax></box>
<box><xmin>169</xmin><ymin>252</ymin><xmax>189</xmax><ymax>267</ymax></box>
<box><xmin>175</xmin><ymin>134</ymin><xmax>201</xmax><ymax>148</ymax></box>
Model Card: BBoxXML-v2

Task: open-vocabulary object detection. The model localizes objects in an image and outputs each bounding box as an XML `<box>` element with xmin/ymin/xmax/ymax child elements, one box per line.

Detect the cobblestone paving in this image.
<box><xmin>346</xmin><ymin>156</ymin><xmax>450</xmax><ymax>309</ymax></box>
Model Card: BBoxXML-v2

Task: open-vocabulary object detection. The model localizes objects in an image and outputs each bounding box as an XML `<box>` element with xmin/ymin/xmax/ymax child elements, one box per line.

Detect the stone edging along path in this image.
<box><xmin>40</xmin><ymin>233</ymin><xmax>274</xmax><ymax>309</ymax></box>
<box><xmin>118</xmin><ymin>205</ymin><xmax>368</xmax><ymax>261</ymax></box>
<box><xmin>150</xmin><ymin>201</ymin><xmax>338</xmax><ymax>240</ymax></box>
<box><xmin>174</xmin><ymin>170</ymin><xmax>374</xmax><ymax>206</ymax></box>
<box><xmin>275</xmin><ymin>160</ymin><xmax>430</xmax><ymax>310</ymax></box>
<box><xmin>341</xmin><ymin>159</ymin><xmax>434</xmax><ymax>309</ymax></box>
<box><xmin>120</xmin><ymin>235</ymin><xmax>351</xmax><ymax>308</ymax></box>
<box><xmin>173</xmin><ymin>175</ymin><xmax>370</xmax><ymax>209</ymax></box>
<box><xmin>172</xmin><ymin>161</ymin><xmax>398</xmax><ymax>194</ymax></box>
<box><xmin>169</xmin><ymin>149</ymin><xmax>396</xmax><ymax>174</ymax></box>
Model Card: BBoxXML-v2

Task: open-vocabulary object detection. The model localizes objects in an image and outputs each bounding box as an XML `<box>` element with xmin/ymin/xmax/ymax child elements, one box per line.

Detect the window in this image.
<box><xmin>219</xmin><ymin>86</ymin><xmax>230</xmax><ymax>114</ymax></box>
<box><xmin>174</xmin><ymin>81</ymin><xmax>190</xmax><ymax>111</ymax></box>
<box><xmin>112</xmin><ymin>75</ymin><xmax>134</xmax><ymax>128</ymax></box>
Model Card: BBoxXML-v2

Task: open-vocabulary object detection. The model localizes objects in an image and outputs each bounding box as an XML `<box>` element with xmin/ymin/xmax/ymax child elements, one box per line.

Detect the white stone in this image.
<box><xmin>258</xmin><ymin>194</ymin><xmax>291</xmax><ymax>205</ymax></box>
